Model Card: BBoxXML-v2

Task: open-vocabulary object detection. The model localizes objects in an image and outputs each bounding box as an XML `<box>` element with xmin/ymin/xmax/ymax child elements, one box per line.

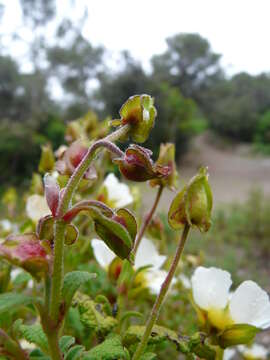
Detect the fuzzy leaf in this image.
<box><xmin>62</xmin><ymin>271</ymin><xmax>96</xmax><ymax>310</ymax></box>
<box><xmin>73</xmin><ymin>293</ymin><xmax>118</xmax><ymax>336</ymax></box>
<box><xmin>0</xmin><ymin>292</ymin><xmax>41</xmax><ymax>314</ymax></box>
<box><xmin>30</xmin><ymin>348</ymin><xmax>50</xmax><ymax>359</ymax></box>
<box><xmin>14</xmin><ymin>320</ymin><xmax>48</xmax><ymax>353</ymax></box>
<box><xmin>59</xmin><ymin>336</ymin><xmax>76</xmax><ymax>354</ymax></box>
<box><xmin>123</xmin><ymin>325</ymin><xmax>190</xmax><ymax>354</ymax></box>
<box><xmin>83</xmin><ymin>335</ymin><xmax>129</xmax><ymax>360</ymax></box>
<box><xmin>64</xmin><ymin>345</ymin><xmax>84</xmax><ymax>360</ymax></box>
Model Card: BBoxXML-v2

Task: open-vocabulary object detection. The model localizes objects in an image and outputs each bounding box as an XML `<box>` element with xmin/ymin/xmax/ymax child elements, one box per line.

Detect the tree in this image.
<box><xmin>151</xmin><ymin>33</ymin><xmax>224</xmax><ymax>105</ymax></box>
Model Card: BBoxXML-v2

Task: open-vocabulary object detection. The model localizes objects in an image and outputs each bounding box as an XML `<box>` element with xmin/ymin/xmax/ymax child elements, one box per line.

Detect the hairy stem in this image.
<box><xmin>132</xmin><ymin>224</ymin><xmax>190</xmax><ymax>360</ymax></box>
<box><xmin>47</xmin><ymin>330</ymin><xmax>63</xmax><ymax>360</ymax></box>
<box><xmin>50</xmin><ymin>219</ymin><xmax>66</xmax><ymax>321</ymax></box>
<box><xmin>47</xmin><ymin>125</ymin><xmax>130</xmax><ymax>357</ymax></box>
<box><xmin>58</xmin><ymin>125</ymin><xmax>130</xmax><ymax>216</ymax></box>
<box><xmin>132</xmin><ymin>185</ymin><xmax>163</xmax><ymax>254</ymax></box>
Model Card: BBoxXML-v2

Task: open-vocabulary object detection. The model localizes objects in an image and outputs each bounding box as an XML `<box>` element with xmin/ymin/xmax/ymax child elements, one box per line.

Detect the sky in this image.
<box><xmin>1</xmin><ymin>0</ymin><xmax>270</xmax><ymax>76</ymax></box>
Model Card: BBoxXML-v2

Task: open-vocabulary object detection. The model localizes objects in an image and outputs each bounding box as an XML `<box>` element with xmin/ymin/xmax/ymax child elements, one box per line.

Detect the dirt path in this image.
<box><xmin>140</xmin><ymin>133</ymin><xmax>270</xmax><ymax>211</ymax></box>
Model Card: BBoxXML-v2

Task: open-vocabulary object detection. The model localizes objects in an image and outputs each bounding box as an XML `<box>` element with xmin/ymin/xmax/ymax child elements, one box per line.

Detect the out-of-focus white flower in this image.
<box><xmin>92</xmin><ymin>237</ymin><xmax>168</xmax><ymax>294</ymax></box>
<box><xmin>10</xmin><ymin>268</ymin><xmax>23</xmax><ymax>281</ymax></box>
<box><xmin>0</xmin><ymin>219</ymin><xmax>12</xmax><ymax>232</ymax></box>
<box><xmin>223</xmin><ymin>348</ymin><xmax>236</xmax><ymax>360</ymax></box>
<box><xmin>103</xmin><ymin>173</ymin><xmax>133</xmax><ymax>208</ymax></box>
<box><xmin>191</xmin><ymin>266</ymin><xmax>270</xmax><ymax>330</ymax></box>
<box><xmin>178</xmin><ymin>273</ymin><xmax>191</xmax><ymax>289</ymax></box>
<box><xmin>26</xmin><ymin>194</ymin><xmax>50</xmax><ymax>221</ymax></box>
<box><xmin>238</xmin><ymin>344</ymin><xmax>268</xmax><ymax>360</ymax></box>
<box><xmin>20</xmin><ymin>339</ymin><xmax>36</xmax><ymax>350</ymax></box>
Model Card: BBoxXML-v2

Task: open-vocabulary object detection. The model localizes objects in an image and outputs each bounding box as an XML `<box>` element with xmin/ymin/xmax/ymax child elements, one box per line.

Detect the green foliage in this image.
<box><xmin>73</xmin><ymin>293</ymin><xmax>118</xmax><ymax>336</ymax></box>
<box><xmin>83</xmin><ymin>335</ymin><xmax>129</xmax><ymax>360</ymax></box>
<box><xmin>0</xmin><ymin>292</ymin><xmax>40</xmax><ymax>314</ymax></box>
<box><xmin>62</xmin><ymin>271</ymin><xmax>97</xmax><ymax>310</ymax></box>
<box><xmin>14</xmin><ymin>319</ymin><xmax>49</xmax><ymax>353</ymax></box>
<box><xmin>254</xmin><ymin>110</ymin><xmax>270</xmax><ymax>153</ymax></box>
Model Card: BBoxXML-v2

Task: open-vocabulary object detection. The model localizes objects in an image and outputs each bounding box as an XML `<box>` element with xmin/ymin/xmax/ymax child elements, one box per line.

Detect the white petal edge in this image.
<box><xmin>104</xmin><ymin>173</ymin><xmax>133</xmax><ymax>208</ymax></box>
<box><xmin>91</xmin><ymin>239</ymin><xmax>115</xmax><ymax>269</ymax></box>
<box><xmin>135</xmin><ymin>237</ymin><xmax>166</xmax><ymax>270</ymax></box>
<box><xmin>229</xmin><ymin>280</ymin><xmax>270</xmax><ymax>329</ymax></box>
<box><xmin>191</xmin><ymin>266</ymin><xmax>232</xmax><ymax>311</ymax></box>
<box><xmin>144</xmin><ymin>269</ymin><xmax>176</xmax><ymax>295</ymax></box>
<box><xmin>26</xmin><ymin>194</ymin><xmax>50</xmax><ymax>221</ymax></box>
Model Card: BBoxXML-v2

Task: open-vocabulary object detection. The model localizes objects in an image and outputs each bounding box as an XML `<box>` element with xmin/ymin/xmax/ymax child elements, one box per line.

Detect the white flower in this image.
<box><xmin>92</xmin><ymin>237</ymin><xmax>167</xmax><ymax>294</ymax></box>
<box><xmin>191</xmin><ymin>266</ymin><xmax>270</xmax><ymax>330</ymax></box>
<box><xmin>0</xmin><ymin>219</ymin><xmax>12</xmax><ymax>232</ymax></box>
<box><xmin>238</xmin><ymin>344</ymin><xmax>268</xmax><ymax>360</ymax></box>
<box><xmin>103</xmin><ymin>173</ymin><xmax>133</xmax><ymax>208</ymax></box>
<box><xmin>10</xmin><ymin>268</ymin><xmax>23</xmax><ymax>281</ymax></box>
<box><xmin>26</xmin><ymin>194</ymin><xmax>50</xmax><ymax>221</ymax></box>
<box><xmin>20</xmin><ymin>339</ymin><xmax>36</xmax><ymax>350</ymax></box>
<box><xmin>223</xmin><ymin>348</ymin><xmax>236</xmax><ymax>360</ymax></box>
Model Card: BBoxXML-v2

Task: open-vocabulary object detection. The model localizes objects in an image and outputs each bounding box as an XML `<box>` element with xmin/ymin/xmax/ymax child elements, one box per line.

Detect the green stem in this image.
<box><xmin>47</xmin><ymin>330</ymin><xmax>63</xmax><ymax>360</ymax></box>
<box><xmin>132</xmin><ymin>224</ymin><xmax>190</xmax><ymax>360</ymax></box>
<box><xmin>50</xmin><ymin>219</ymin><xmax>66</xmax><ymax>321</ymax></box>
<box><xmin>132</xmin><ymin>185</ymin><xmax>163</xmax><ymax>255</ymax></box>
<box><xmin>58</xmin><ymin>124</ymin><xmax>130</xmax><ymax>216</ymax></box>
<box><xmin>47</xmin><ymin>125</ymin><xmax>130</xmax><ymax>357</ymax></box>
<box><xmin>44</xmin><ymin>274</ymin><xmax>51</xmax><ymax>314</ymax></box>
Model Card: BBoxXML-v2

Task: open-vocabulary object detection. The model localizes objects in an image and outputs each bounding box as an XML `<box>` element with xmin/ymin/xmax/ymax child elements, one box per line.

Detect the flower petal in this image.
<box><xmin>26</xmin><ymin>195</ymin><xmax>50</xmax><ymax>222</ymax></box>
<box><xmin>238</xmin><ymin>344</ymin><xmax>268</xmax><ymax>359</ymax></box>
<box><xmin>229</xmin><ymin>280</ymin><xmax>270</xmax><ymax>329</ymax></box>
<box><xmin>104</xmin><ymin>173</ymin><xmax>133</xmax><ymax>208</ymax></box>
<box><xmin>144</xmin><ymin>269</ymin><xmax>167</xmax><ymax>295</ymax></box>
<box><xmin>135</xmin><ymin>237</ymin><xmax>166</xmax><ymax>270</ymax></box>
<box><xmin>191</xmin><ymin>266</ymin><xmax>232</xmax><ymax>311</ymax></box>
<box><xmin>91</xmin><ymin>239</ymin><xmax>115</xmax><ymax>269</ymax></box>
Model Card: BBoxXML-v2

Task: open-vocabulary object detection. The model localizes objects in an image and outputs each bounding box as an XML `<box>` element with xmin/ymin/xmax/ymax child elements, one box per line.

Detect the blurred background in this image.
<box><xmin>1</xmin><ymin>0</ymin><xmax>270</xmax><ymax>292</ymax></box>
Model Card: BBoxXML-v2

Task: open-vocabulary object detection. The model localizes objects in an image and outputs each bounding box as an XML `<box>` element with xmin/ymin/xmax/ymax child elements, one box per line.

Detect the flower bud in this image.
<box><xmin>55</xmin><ymin>140</ymin><xmax>97</xmax><ymax>181</ymax></box>
<box><xmin>110</xmin><ymin>95</ymin><xmax>157</xmax><ymax>143</ymax></box>
<box><xmin>38</xmin><ymin>144</ymin><xmax>55</xmax><ymax>174</ymax></box>
<box><xmin>150</xmin><ymin>143</ymin><xmax>178</xmax><ymax>189</ymax></box>
<box><xmin>0</xmin><ymin>233</ymin><xmax>50</xmax><ymax>280</ymax></box>
<box><xmin>114</xmin><ymin>145</ymin><xmax>170</xmax><ymax>182</ymax></box>
<box><xmin>168</xmin><ymin>167</ymin><xmax>213</xmax><ymax>232</ymax></box>
<box><xmin>217</xmin><ymin>324</ymin><xmax>259</xmax><ymax>348</ymax></box>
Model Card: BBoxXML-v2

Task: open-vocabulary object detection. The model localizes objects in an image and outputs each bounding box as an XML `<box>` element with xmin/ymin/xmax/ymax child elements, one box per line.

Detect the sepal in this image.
<box><xmin>217</xmin><ymin>324</ymin><xmax>259</xmax><ymax>348</ymax></box>
<box><xmin>111</xmin><ymin>94</ymin><xmax>157</xmax><ymax>143</ymax></box>
<box><xmin>114</xmin><ymin>144</ymin><xmax>170</xmax><ymax>182</ymax></box>
<box><xmin>168</xmin><ymin>167</ymin><xmax>213</xmax><ymax>232</ymax></box>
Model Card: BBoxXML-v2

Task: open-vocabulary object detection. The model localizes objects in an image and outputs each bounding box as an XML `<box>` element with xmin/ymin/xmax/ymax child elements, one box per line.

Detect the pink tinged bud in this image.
<box><xmin>114</xmin><ymin>145</ymin><xmax>170</xmax><ymax>182</ymax></box>
<box><xmin>0</xmin><ymin>233</ymin><xmax>50</xmax><ymax>280</ymax></box>
<box><xmin>44</xmin><ymin>174</ymin><xmax>60</xmax><ymax>217</ymax></box>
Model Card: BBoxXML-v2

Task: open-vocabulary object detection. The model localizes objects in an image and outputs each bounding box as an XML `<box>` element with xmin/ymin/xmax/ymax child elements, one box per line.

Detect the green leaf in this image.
<box><xmin>62</xmin><ymin>271</ymin><xmax>97</xmax><ymax>310</ymax></box>
<box><xmin>83</xmin><ymin>335</ymin><xmax>130</xmax><ymax>360</ymax></box>
<box><xmin>14</xmin><ymin>320</ymin><xmax>48</xmax><ymax>353</ymax></box>
<box><xmin>30</xmin><ymin>348</ymin><xmax>50</xmax><ymax>360</ymax></box>
<box><xmin>89</xmin><ymin>206</ymin><xmax>133</xmax><ymax>260</ymax></box>
<box><xmin>120</xmin><ymin>311</ymin><xmax>143</xmax><ymax>326</ymax></box>
<box><xmin>123</xmin><ymin>325</ymin><xmax>190</xmax><ymax>354</ymax></box>
<box><xmin>59</xmin><ymin>336</ymin><xmax>76</xmax><ymax>354</ymax></box>
<box><xmin>192</xmin><ymin>343</ymin><xmax>216</xmax><ymax>360</ymax></box>
<box><xmin>0</xmin><ymin>292</ymin><xmax>41</xmax><ymax>314</ymax></box>
<box><xmin>140</xmin><ymin>353</ymin><xmax>157</xmax><ymax>360</ymax></box>
<box><xmin>64</xmin><ymin>345</ymin><xmax>84</xmax><ymax>360</ymax></box>
<box><xmin>73</xmin><ymin>293</ymin><xmax>118</xmax><ymax>336</ymax></box>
